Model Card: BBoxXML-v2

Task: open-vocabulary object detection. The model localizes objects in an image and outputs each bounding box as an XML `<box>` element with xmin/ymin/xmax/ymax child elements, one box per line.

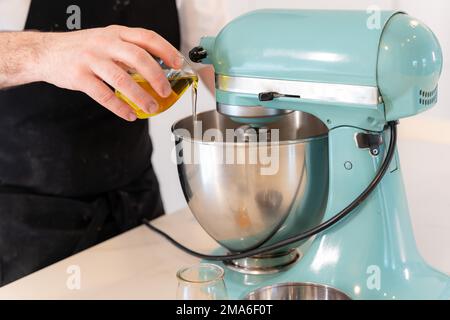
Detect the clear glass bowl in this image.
<box><xmin>176</xmin><ymin>263</ymin><xmax>228</xmax><ymax>300</ymax></box>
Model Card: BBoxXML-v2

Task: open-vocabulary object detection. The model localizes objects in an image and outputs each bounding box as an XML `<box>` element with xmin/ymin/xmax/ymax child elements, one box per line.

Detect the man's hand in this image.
<box><xmin>0</xmin><ymin>26</ymin><xmax>183</xmax><ymax>121</ymax></box>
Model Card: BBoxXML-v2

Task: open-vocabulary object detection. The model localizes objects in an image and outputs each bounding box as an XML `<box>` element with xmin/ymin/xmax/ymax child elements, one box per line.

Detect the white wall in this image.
<box><xmin>149</xmin><ymin>0</ymin><xmax>450</xmax><ymax>272</ymax></box>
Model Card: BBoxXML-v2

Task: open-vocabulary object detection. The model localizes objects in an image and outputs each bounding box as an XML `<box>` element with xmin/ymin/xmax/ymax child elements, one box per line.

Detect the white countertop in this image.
<box><xmin>1</xmin><ymin>116</ymin><xmax>450</xmax><ymax>299</ymax></box>
<box><xmin>0</xmin><ymin>208</ymin><xmax>215</xmax><ymax>299</ymax></box>
<box><xmin>0</xmin><ymin>205</ymin><xmax>449</xmax><ymax>299</ymax></box>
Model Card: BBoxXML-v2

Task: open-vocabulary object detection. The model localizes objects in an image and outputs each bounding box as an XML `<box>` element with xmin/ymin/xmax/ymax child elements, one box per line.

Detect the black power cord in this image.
<box><xmin>143</xmin><ymin>121</ymin><xmax>398</xmax><ymax>261</ymax></box>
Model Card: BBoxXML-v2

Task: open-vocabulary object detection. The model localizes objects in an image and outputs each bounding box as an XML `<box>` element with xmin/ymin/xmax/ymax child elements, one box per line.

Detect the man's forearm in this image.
<box><xmin>0</xmin><ymin>32</ymin><xmax>45</xmax><ymax>89</ymax></box>
<box><xmin>0</xmin><ymin>26</ymin><xmax>183</xmax><ymax>121</ymax></box>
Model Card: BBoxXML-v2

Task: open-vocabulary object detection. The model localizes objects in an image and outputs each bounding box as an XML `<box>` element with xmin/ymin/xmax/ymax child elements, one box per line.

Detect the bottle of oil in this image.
<box><xmin>115</xmin><ymin>56</ymin><xmax>198</xmax><ymax>119</ymax></box>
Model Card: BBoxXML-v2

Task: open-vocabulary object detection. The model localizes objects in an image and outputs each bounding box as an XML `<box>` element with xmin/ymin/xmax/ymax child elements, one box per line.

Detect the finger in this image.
<box><xmin>89</xmin><ymin>58</ymin><xmax>159</xmax><ymax>114</ymax></box>
<box><xmin>80</xmin><ymin>75</ymin><xmax>137</xmax><ymax>121</ymax></box>
<box><xmin>110</xmin><ymin>42</ymin><xmax>172</xmax><ymax>98</ymax></box>
<box><xmin>119</xmin><ymin>27</ymin><xmax>183</xmax><ymax>69</ymax></box>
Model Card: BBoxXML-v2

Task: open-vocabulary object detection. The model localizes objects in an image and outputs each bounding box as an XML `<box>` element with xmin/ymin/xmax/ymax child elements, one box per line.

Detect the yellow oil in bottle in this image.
<box><xmin>115</xmin><ymin>73</ymin><xmax>198</xmax><ymax>119</ymax></box>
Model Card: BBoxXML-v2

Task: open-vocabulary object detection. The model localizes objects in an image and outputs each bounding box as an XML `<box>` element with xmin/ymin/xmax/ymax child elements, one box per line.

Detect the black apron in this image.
<box><xmin>0</xmin><ymin>0</ymin><xmax>180</xmax><ymax>286</ymax></box>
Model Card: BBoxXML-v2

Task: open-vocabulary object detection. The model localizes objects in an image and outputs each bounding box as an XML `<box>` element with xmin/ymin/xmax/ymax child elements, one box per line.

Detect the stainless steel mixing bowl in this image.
<box><xmin>244</xmin><ymin>282</ymin><xmax>351</xmax><ymax>300</ymax></box>
<box><xmin>172</xmin><ymin>110</ymin><xmax>329</xmax><ymax>254</ymax></box>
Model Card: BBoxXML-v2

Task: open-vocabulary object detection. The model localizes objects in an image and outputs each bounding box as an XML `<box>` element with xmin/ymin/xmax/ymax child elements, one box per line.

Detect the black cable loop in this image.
<box><xmin>143</xmin><ymin>121</ymin><xmax>398</xmax><ymax>261</ymax></box>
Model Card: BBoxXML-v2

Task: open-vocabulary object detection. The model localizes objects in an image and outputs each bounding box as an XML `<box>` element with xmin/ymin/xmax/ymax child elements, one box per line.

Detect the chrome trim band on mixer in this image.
<box><xmin>216</xmin><ymin>75</ymin><xmax>382</xmax><ymax>106</ymax></box>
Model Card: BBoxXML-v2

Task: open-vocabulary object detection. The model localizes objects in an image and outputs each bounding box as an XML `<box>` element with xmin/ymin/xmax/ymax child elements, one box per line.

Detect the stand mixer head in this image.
<box><xmin>170</xmin><ymin>9</ymin><xmax>450</xmax><ymax>298</ymax></box>
<box><xmin>190</xmin><ymin>9</ymin><xmax>442</xmax><ymax>130</ymax></box>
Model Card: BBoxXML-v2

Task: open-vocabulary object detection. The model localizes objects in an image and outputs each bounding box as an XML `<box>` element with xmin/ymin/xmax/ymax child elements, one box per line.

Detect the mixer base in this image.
<box><xmin>223</xmin><ymin>249</ymin><xmax>301</xmax><ymax>275</ymax></box>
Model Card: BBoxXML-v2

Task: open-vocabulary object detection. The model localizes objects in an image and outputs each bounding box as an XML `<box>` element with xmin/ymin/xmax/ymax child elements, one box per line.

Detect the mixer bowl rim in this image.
<box><xmin>172</xmin><ymin>124</ymin><xmax>329</xmax><ymax>148</ymax></box>
<box><xmin>171</xmin><ymin>130</ymin><xmax>328</xmax><ymax>146</ymax></box>
<box><xmin>172</xmin><ymin>110</ymin><xmax>329</xmax><ymax>146</ymax></box>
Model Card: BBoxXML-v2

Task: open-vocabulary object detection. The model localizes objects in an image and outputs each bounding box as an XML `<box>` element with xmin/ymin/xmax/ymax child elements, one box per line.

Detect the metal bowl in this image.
<box><xmin>244</xmin><ymin>282</ymin><xmax>351</xmax><ymax>300</ymax></box>
<box><xmin>172</xmin><ymin>110</ymin><xmax>329</xmax><ymax>253</ymax></box>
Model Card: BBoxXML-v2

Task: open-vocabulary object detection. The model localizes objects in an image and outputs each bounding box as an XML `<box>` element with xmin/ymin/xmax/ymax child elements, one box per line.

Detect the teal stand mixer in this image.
<box><xmin>147</xmin><ymin>9</ymin><xmax>450</xmax><ymax>299</ymax></box>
